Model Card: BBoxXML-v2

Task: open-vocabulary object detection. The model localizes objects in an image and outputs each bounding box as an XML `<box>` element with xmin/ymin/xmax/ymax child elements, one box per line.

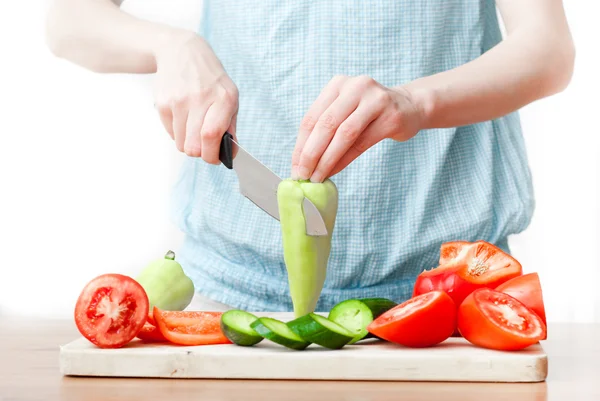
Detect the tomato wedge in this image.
<box><xmin>367</xmin><ymin>291</ymin><xmax>456</xmax><ymax>348</ymax></box>
<box><xmin>496</xmin><ymin>273</ymin><xmax>546</xmax><ymax>325</ymax></box>
<box><xmin>414</xmin><ymin>240</ymin><xmax>522</xmax><ymax>306</ymax></box>
<box><xmin>74</xmin><ymin>273</ymin><xmax>149</xmax><ymax>348</ymax></box>
<box><xmin>153</xmin><ymin>308</ymin><xmax>231</xmax><ymax>346</ymax></box>
<box><xmin>457</xmin><ymin>288</ymin><xmax>546</xmax><ymax>351</ymax></box>
<box><xmin>136</xmin><ymin>322</ymin><xmax>167</xmax><ymax>342</ymax></box>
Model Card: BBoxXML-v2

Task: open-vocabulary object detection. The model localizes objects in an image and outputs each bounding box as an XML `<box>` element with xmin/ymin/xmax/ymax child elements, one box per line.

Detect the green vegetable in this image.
<box><xmin>328</xmin><ymin>298</ymin><xmax>397</xmax><ymax>344</ymax></box>
<box><xmin>287</xmin><ymin>313</ymin><xmax>354</xmax><ymax>349</ymax></box>
<box><xmin>135</xmin><ymin>250</ymin><xmax>195</xmax><ymax>311</ymax></box>
<box><xmin>220</xmin><ymin>310</ymin><xmax>264</xmax><ymax>346</ymax></box>
<box><xmin>250</xmin><ymin>317</ymin><xmax>311</xmax><ymax>350</ymax></box>
<box><xmin>277</xmin><ymin>178</ymin><xmax>338</xmax><ymax>318</ymax></box>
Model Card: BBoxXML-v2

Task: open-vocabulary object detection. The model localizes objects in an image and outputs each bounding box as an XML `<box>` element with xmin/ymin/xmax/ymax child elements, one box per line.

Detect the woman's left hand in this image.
<box><xmin>291</xmin><ymin>75</ymin><xmax>425</xmax><ymax>183</ymax></box>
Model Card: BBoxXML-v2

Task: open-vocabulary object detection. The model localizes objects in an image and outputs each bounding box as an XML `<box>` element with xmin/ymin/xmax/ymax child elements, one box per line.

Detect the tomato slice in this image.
<box><xmin>414</xmin><ymin>241</ymin><xmax>522</xmax><ymax>306</ymax></box>
<box><xmin>457</xmin><ymin>288</ymin><xmax>546</xmax><ymax>351</ymax></box>
<box><xmin>74</xmin><ymin>273</ymin><xmax>149</xmax><ymax>348</ymax></box>
<box><xmin>367</xmin><ymin>291</ymin><xmax>456</xmax><ymax>348</ymax></box>
<box><xmin>136</xmin><ymin>322</ymin><xmax>167</xmax><ymax>342</ymax></box>
<box><xmin>153</xmin><ymin>308</ymin><xmax>231</xmax><ymax>346</ymax></box>
<box><xmin>496</xmin><ymin>273</ymin><xmax>546</xmax><ymax>325</ymax></box>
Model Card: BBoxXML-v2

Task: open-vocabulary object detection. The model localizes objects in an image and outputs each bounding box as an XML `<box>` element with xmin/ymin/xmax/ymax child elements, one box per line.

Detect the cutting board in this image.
<box><xmin>59</xmin><ymin>312</ymin><xmax>547</xmax><ymax>382</ymax></box>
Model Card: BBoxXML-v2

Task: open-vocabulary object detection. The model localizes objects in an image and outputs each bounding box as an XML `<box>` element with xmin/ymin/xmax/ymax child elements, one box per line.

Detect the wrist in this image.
<box><xmin>400</xmin><ymin>79</ymin><xmax>439</xmax><ymax>130</ymax></box>
<box><xmin>151</xmin><ymin>28</ymin><xmax>198</xmax><ymax>67</ymax></box>
<box><xmin>392</xmin><ymin>84</ymin><xmax>432</xmax><ymax>135</ymax></box>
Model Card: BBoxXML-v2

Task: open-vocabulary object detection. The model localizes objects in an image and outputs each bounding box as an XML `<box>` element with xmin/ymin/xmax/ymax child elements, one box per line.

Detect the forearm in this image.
<box><xmin>45</xmin><ymin>0</ymin><xmax>186</xmax><ymax>73</ymax></box>
<box><xmin>404</xmin><ymin>0</ymin><xmax>575</xmax><ymax>129</ymax></box>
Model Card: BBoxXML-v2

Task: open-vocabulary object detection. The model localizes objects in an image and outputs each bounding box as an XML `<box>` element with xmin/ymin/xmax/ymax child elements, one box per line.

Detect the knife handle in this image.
<box><xmin>219</xmin><ymin>132</ymin><xmax>233</xmax><ymax>169</ymax></box>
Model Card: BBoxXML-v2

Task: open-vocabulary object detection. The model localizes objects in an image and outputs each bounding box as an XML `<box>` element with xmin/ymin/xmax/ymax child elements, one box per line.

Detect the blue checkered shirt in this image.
<box><xmin>171</xmin><ymin>0</ymin><xmax>535</xmax><ymax>312</ymax></box>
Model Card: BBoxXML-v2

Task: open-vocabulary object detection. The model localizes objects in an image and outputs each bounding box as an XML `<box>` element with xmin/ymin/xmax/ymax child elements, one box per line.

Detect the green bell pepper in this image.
<box><xmin>136</xmin><ymin>250</ymin><xmax>195</xmax><ymax>311</ymax></box>
<box><xmin>277</xmin><ymin>178</ymin><xmax>338</xmax><ymax>317</ymax></box>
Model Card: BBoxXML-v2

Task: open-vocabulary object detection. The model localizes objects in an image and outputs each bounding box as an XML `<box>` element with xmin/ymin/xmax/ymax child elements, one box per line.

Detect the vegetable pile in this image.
<box><xmin>72</xmin><ymin>180</ymin><xmax>548</xmax><ymax>353</ymax></box>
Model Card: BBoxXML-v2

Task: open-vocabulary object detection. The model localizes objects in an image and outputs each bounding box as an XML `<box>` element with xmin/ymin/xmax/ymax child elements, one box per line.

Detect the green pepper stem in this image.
<box><xmin>165</xmin><ymin>250</ymin><xmax>175</xmax><ymax>260</ymax></box>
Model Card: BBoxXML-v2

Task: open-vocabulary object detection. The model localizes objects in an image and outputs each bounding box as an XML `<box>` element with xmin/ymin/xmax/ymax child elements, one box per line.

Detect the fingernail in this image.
<box><xmin>310</xmin><ymin>172</ymin><xmax>323</xmax><ymax>183</ymax></box>
<box><xmin>297</xmin><ymin>166</ymin><xmax>310</xmax><ymax>180</ymax></box>
<box><xmin>290</xmin><ymin>166</ymin><xmax>298</xmax><ymax>180</ymax></box>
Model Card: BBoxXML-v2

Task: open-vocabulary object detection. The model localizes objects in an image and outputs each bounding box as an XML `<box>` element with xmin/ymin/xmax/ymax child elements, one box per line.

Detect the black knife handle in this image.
<box><xmin>219</xmin><ymin>132</ymin><xmax>233</xmax><ymax>169</ymax></box>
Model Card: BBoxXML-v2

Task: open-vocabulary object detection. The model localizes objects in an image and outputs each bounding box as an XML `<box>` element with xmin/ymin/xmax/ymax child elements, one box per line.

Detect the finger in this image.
<box><xmin>172</xmin><ymin>99</ymin><xmax>189</xmax><ymax>153</ymax></box>
<box><xmin>156</xmin><ymin>104</ymin><xmax>174</xmax><ymax>140</ymax></box>
<box><xmin>297</xmin><ymin>94</ymin><xmax>360</xmax><ymax>181</ymax></box>
<box><xmin>310</xmin><ymin>102</ymin><xmax>380</xmax><ymax>183</ymax></box>
<box><xmin>183</xmin><ymin>105</ymin><xmax>209</xmax><ymax>158</ymax></box>
<box><xmin>291</xmin><ymin>75</ymin><xmax>348</xmax><ymax>179</ymax></box>
<box><xmin>328</xmin><ymin>118</ymin><xmax>388</xmax><ymax>177</ymax></box>
<box><xmin>201</xmin><ymin>98</ymin><xmax>236</xmax><ymax>164</ymax></box>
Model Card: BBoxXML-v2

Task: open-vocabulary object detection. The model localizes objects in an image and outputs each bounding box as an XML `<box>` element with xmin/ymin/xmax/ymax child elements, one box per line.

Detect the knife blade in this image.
<box><xmin>219</xmin><ymin>132</ymin><xmax>328</xmax><ymax>236</ymax></box>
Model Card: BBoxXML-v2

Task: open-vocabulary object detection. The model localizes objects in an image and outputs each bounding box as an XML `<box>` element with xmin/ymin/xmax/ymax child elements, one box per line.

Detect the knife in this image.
<box><xmin>218</xmin><ymin>132</ymin><xmax>328</xmax><ymax>236</ymax></box>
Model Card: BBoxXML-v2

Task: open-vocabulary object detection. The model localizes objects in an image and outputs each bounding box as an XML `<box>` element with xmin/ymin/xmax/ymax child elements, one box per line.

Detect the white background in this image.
<box><xmin>0</xmin><ymin>1</ymin><xmax>598</xmax><ymax>322</ymax></box>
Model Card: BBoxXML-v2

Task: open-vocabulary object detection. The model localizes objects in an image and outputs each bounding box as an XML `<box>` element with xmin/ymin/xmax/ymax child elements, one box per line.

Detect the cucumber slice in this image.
<box><xmin>220</xmin><ymin>310</ymin><xmax>263</xmax><ymax>346</ymax></box>
<box><xmin>328</xmin><ymin>298</ymin><xmax>397</xmax><ymax>344</ymax></box>
<box><xmin>250</xmin><ymin>317</ymin><xmax>310</xmax><ymax>350</ymax></box>
<box><xmin>287</xmin><ymin>313</ymin><xmax>354</xmax><ymax>349</ymax></box>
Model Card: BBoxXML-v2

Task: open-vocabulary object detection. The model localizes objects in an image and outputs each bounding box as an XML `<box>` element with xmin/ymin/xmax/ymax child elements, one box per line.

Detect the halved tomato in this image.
<box><xmin>136</xmin><ymin>322</ymin><xmax>167</xmax><ymax>342</ymax></box>
<box><xmin>367</xmin><ymin>291</ymin><xmax>456</xmax><ymax>348</ymax></box>
<box><xmin>414</xmin><ymin>240</ymin><xmax>522</xmax><ymax>306</ymax></box>
<box><xmin>153</xmin><ymin>308</ymin><xmax>231</xmax><ymax>346</ymax></box>
<box><xmin>74</xmin><ymin>273</ymin><xmax>149</xmax><ymax>348</ymax></box>
<box><xmin>457</xmin><ymin>288</ymin><xmax>546</xmax><ymax>351</ymax></box>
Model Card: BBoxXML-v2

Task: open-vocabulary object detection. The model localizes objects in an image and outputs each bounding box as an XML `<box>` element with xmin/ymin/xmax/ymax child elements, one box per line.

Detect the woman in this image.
<box><xmin>45</xmin><ymin>0</ymin><xmax>575</xmax><ymax>312</ymax></box>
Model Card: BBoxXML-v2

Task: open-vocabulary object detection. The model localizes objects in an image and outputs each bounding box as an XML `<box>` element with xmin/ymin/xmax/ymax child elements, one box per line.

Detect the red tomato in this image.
<box><xmin>495</xmin><ymin>273</ymin><xmax>546</xmax><ymax>324</ymax></box>
<box><xmin>367</xmin><ymin>291</ymin><xmax>456</xmax><ymax>348</ymax></box>
<box><xmin>136</xmin><ymin>322</ymin><xmax>167</xmax><ymax>342</ymax></box>
<box><xmin>414</xmin><ymin>241</ymin><xmax>523</xmax><ymax>306</ymax></box>
<box><xmin>153</xmin><ymin>308</ymin><xmax>231</xmax><ymax>346</ymax></box>
<box><xmin>74</xmin><ymin>273</ymin><xmax>149</xmax><ymax>348</ymax></box>
<box><xmin>457</xmin><ymin>288</ymin><xmax>546</xmax><ymax>351</ymax></box>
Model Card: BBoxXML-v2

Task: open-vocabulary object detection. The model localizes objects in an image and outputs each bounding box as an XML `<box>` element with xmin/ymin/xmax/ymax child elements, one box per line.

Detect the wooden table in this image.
<box><xmin>1</xmin><ymin>315</ymin><xmax>599</xmax><ymax>401</ymax></box>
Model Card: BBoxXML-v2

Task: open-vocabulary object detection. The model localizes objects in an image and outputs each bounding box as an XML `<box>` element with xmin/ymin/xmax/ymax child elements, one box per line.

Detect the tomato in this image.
<box><xmin>367</xmin><ymin>291</ymin><xmax>456</xmax><ymax>348</ymax></box>
<box><xmin>153</xmin><ymin>308</ymin><xmax>231</xmax><ymax>346</ymax></box>
<box><xmin>136</xmin><ymin>322</ymin><xmax>167</xmax><ymax>342</ymax></box>
<box><xmin>457</xmin><ymin>288</ymin><xmax>546</xmax><ymax>351</ymax></box>
<box><xmin>74</xmin><ymin>273</ymin><xmax>149</xmax><ymax>348</ymax></box>
<box><xmin>414</xmin><ymin>240</ymin><xmax>523</xmax><ymax>306</ymax></box>
<box><xmin>495</xmin><ymin>273</ymin><xmax>546</xmax><ymax>325</ymax></box>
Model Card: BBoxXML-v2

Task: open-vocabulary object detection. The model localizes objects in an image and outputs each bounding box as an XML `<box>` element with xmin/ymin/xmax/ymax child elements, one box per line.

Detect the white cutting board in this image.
<box><xmin>59</xmin><ymin>312</ymin><xmax>547</xmax><ymax>382</ymax></box>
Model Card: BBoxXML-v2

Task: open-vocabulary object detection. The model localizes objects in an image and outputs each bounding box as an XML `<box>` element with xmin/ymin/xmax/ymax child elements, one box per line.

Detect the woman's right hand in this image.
<box><xmin>153</xmin><ymin>31</ymin><xmax>239</xmax><ymax>164</ymax></box>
